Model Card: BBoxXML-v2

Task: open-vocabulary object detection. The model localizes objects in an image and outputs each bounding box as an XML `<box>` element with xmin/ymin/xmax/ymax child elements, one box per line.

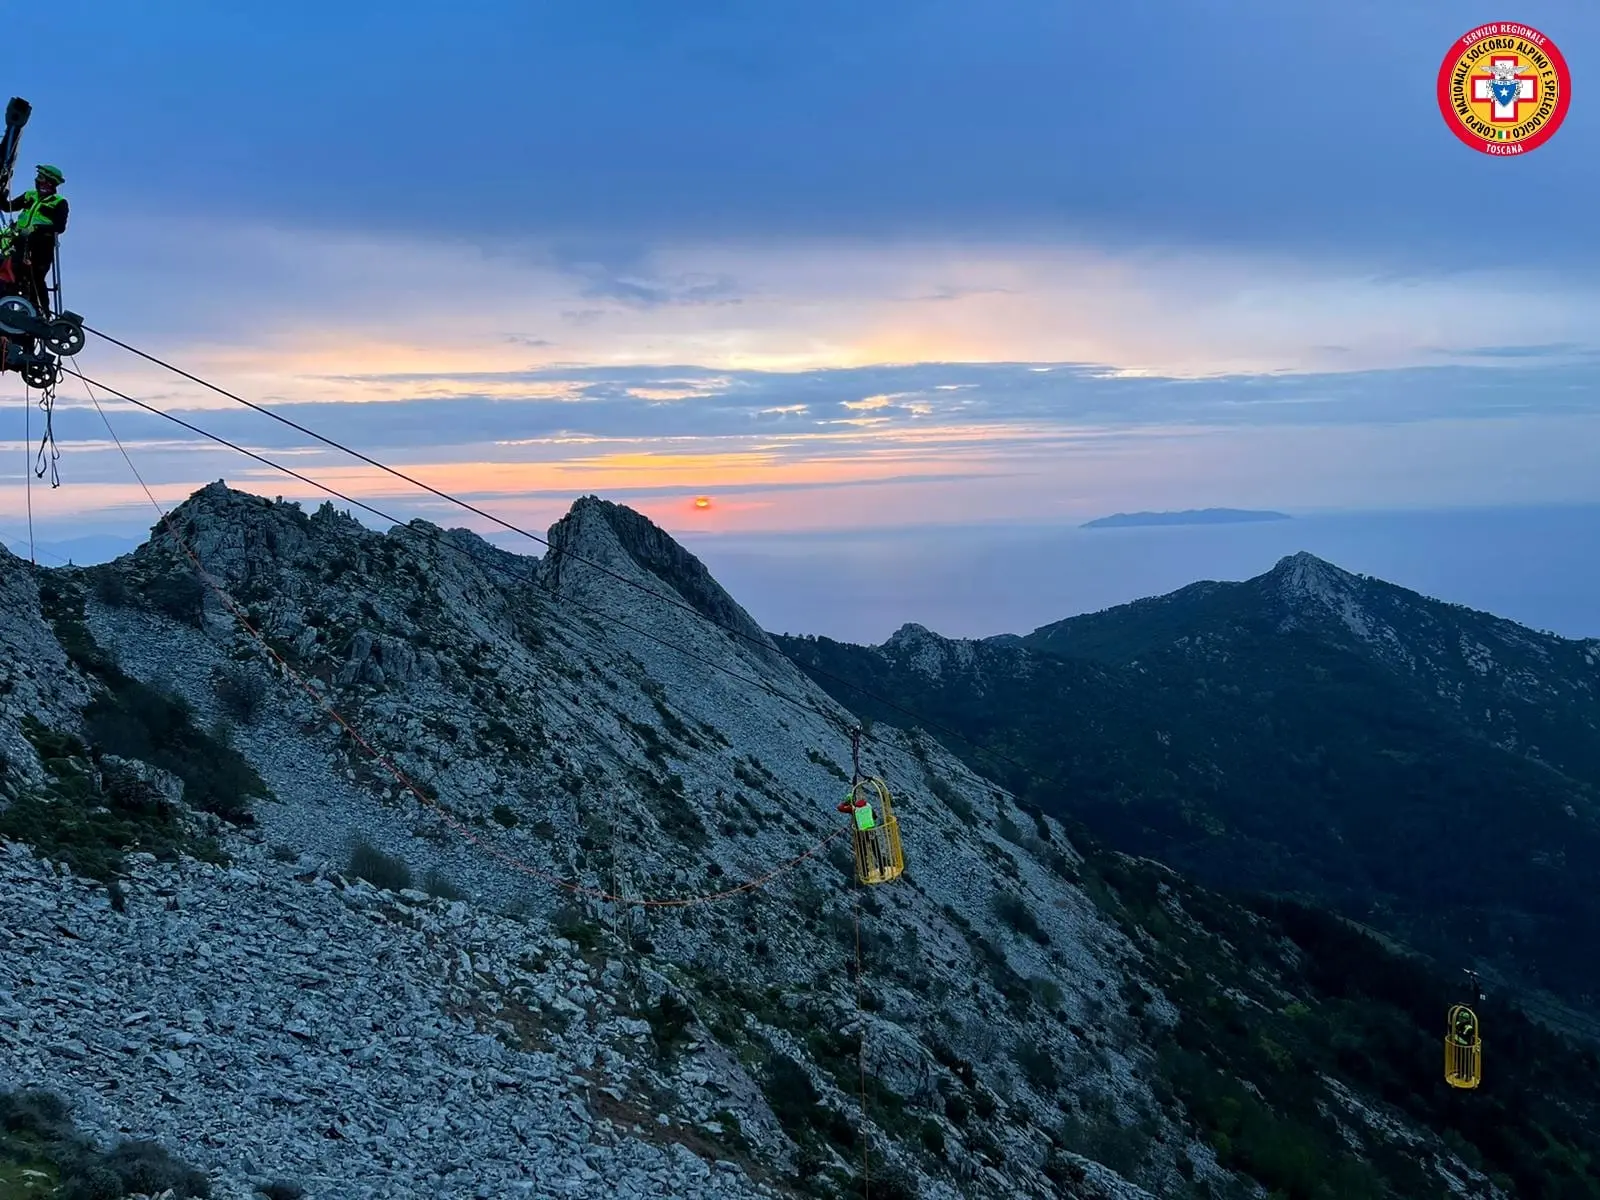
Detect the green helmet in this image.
<box><xmin>34</xmin><ymin>164</ymin><xmax>63</xmax><ymax>185</ymax></box>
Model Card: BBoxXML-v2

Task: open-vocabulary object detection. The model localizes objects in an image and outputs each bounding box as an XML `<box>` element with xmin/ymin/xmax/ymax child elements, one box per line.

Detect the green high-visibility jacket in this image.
<box><xmin>6</xmin><ymin>190</ymin><xmax>68</xmax><ymax>237</ymax></box>
<box><xmin>853</xmin><ymin>803</ymin><xmax>877</xmax><ymax>832</ymax></box>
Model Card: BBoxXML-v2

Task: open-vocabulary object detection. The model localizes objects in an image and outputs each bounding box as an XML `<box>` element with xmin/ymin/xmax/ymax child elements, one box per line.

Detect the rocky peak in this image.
<box><xmin>537</xmin><ymin>495</ymin><xmax>777</xmax><ymax>658</ymax></box>
<box><xmin>882</xmin><ymin>623</ymin><xmax>982</xmax><ymax>679</ymax></box>
<box><xmin>1</xmin><ymin>480</ymin><xmax>1217</xmax><ymax>1199</ymax></box>
<box><xmin>1263</xmin><ymin>551</ymin><xmax>1377</xmax><ymax>640</ymax></box>
<box><xmin>1269</xmin><ymin>551</ymin><xmax>1357</xmax><ymax>602</ymax></box>
<box><xmin>129</xmin><ymin>482</ymin><xmax>325</xmax><ymax>578</ymax></box>
<box><xmin>884</xmin><ymin>622</ymin><xmax>936</xmax><ymax>649</ymax></box>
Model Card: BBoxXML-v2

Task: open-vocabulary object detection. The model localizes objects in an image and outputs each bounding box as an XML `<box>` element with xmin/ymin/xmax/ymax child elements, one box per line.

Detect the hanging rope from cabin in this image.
<box><xmin>846</xmin><ymin>721</ymin><xmax>875</xmax><ymax>1197</ymax></box>
<box><xmin>21</xmin><ymin>374</ymin><xmax>33</xmax><ymax>563</ymax></box>
<box><xmin>854</xmin><ymin>890</ymin><xmax>871</xmax><ymax>1200</ymax></box>
<box><xmin>32</xmin><ymin>381</ymin><xmax>58</xmax><ymax>488</ymax></box>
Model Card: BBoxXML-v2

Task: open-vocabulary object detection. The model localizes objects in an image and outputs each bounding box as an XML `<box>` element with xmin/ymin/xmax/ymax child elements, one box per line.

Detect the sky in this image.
<box><xmin>2</xmin><ymin>1</ymin><xmax>1599</xmax><ymax>639</ymax></box>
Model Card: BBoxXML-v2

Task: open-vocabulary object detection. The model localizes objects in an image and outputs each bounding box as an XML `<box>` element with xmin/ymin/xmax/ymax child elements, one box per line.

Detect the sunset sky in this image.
<box><xmin>3</xmin><ymin>1</ymin><xmax>1598</xmax><ymax>638</ymax></box>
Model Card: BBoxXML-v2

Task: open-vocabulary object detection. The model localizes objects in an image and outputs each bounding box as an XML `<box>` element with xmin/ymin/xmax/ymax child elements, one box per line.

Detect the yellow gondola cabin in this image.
<box><xmin>843</xmin><ymin>777</ymin><xmax>904</xmax><ymax>885</ymax></box>
<box><xmin>1445</xmin><ymin>1004</ymin><xmax>1482</xmax><ymax>1090</ymax></box>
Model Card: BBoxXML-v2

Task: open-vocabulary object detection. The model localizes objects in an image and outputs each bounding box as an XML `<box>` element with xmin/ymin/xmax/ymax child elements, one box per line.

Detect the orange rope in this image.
<box><xmin>854</xmin><ymin>891</ymin><xmax>870</xmax><ymax>1199</ymax></box>
<box><xmin>79</xmin><ymin>376</ymin><xmax>851</xmax><ymax>910</ymax></box>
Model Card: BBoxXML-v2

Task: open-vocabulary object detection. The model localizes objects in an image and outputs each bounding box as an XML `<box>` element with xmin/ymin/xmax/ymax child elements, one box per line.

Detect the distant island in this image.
<box><xmin>1081</xmin><ymin>508</ymin><xmax>1292</xmax><ymax>529</ymax></box>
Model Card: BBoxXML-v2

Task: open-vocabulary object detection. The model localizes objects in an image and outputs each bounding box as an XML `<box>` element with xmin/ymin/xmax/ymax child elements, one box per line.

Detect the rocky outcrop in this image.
<box><xmin>0</xmin><ymin>545</ymin><xmax>92</xmax><ymax>798</ymax></box>
<box><xmin>539</xmin><ymin>496</ymin><xmax>785</xmax><ymax>670</ymax></box>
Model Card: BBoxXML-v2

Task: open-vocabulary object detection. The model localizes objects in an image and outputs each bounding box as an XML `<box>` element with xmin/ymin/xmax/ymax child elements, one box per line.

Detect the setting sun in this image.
<box><xmin>693</xmin><ymin>496</ymin><xmax>712</xmax><ymax>510</ymax></box>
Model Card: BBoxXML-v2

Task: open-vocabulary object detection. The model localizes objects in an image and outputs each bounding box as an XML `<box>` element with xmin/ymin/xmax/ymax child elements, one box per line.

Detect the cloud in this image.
<box><xmin>574</xmin><ymin>269</ymin><xmax>744</xmax><ymax>310</ymax></box>
<box><xmin>49</xmin><ymin>360</ymin><xmax>1600</xmax><ymax>459</ymax></box>
<box><xmin>30</xmin><ymin>0</ymin><xmax>1600</xmax><ymax>282</ymax></box>
<box><xmin>61</xmin><ymin>218</ymin><xmax>1600</xmax><ymax>398</ymax></box>
<box><xmin>544</xmin><ymin>240</ymin><xmax>745</xmax><ymax>310</ymax></box>
<box><xmin>11</xmin><ymin>1</ymin><xmax>1596</xmax><ymax>577</ymax></box>
<box><xmin>1441</xmin><ymin>343</ymin><xmax>1590</xmax><ymax>360</ymax></box>
<box><xmin>911</xmin><ymin>285</ymin><xmax>1019</xmax><ymax>303</ymax></box>
<box><xmin>841</xmin><ymin>393</ymin><xmax>907</xmax><ymax>412</ymax></box>
<box><xmin>21</xmin><ymin>355</ymin><xmax>1598</xmax><ymax>549</ymax></box>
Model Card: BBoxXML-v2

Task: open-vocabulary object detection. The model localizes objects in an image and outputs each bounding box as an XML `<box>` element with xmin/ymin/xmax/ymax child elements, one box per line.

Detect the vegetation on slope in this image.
<box><xmin>1083</xmin><ymin>850</ymin><xmax>1600</xmax><ymax>1198</ymax></box>
<box><xmin>777</xmin><ymin>613</ymin><xmax>1600</xmax><ymax>1193</ymax></box>
<box><xmin>0</xmin><ymin>1088</ymin><xmax>210</xmax><ymax>1199</ymax></box>
<box><xmin>775</xmin><ymin>622</ymin><xmax>1600</xmax><ymax>1008</ymax></box>
<box><xmin>0</xmin><ymin>574</ymin><xmax>266</xmax><ymax>883</ymax></box>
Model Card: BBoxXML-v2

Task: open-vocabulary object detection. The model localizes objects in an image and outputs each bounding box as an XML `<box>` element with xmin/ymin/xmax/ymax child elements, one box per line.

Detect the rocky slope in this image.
<box><xmin>1</xmin><ymin>486</ymin><xmax>1581</xmax><ymax>1199</ymax></box>
<box><xmin>0</xmin><ymin>485</ymin><xmax>1186</xmax><ymax>1200</ymax></box>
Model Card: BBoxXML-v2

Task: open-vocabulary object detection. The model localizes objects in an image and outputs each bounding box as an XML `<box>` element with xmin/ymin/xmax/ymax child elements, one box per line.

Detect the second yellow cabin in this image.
<box><xmin>1445</xmin><ymin>1004</ymin><xmax>1482</xmax><ymax>1090</ymax></box>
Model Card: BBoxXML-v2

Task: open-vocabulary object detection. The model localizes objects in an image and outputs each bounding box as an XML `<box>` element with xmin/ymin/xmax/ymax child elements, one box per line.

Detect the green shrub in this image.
<box><xmin>1015</xmin><ymin>1038</ymin><xmax>1061</xmax><ymax>1092</ymax></box>
<box><xmin>646</xmin><ymin>992</ymin><xmax>695</xmax><ymax>1062</ymax></box>
<box><xmin>89</xmin><ymin>567</ymin><xmax>129</xmax><ymax>607</ymax></box>
<box><xmin>101</xmin><ymin>1141</ymin><xmax>211</xmax><ymax>1198</ymax></box>
<box><xmin>423</xmin><ymin>869</ymin><xmax>465</xmax><ymax>901</ymax></box>
<box><xmin>927</xmin><ymin>775</ymin><xmax>975</xmax><ymax>825</ymax></box>
<box><xmin>0</xmin><ymin>720</ymin><xmax>227</xmax><ymax>882</ymax></box>
<box><xmin>638</xmin><ymin>771</ymin><xmax>708</xmax><ymax>849</ymax></box>
<box><xmin>806</xmin><ymin>749</ymin><xmax>848</xmax><ymax>781</ymax></box>
<box><xmin>62</xmin><ymin>1166</ymin><xmax>122</xmax><ymax>1200</ymax></box>
<box><xmin>0</xmin><ymin>1088</ymin><xmax>210</xmax><ymax>1200</ymax></box>
<box><xmin>347</xmin><ymin>839</ymin><xmax>411</xmax><ymax>891</ymax></box>
<box><xmin>142</xmin><ymin>571</ymin><xmax>206</xmax><ymax>625</ymax></box>
<box><xmin>1028</xmin><ymin>976</ymin><xmax>1064</xmax><ymax>1008</ymax></box>
<box><xmin>213</xmin><ymin>665</ymin><xmax>267</xmax><ymax>724</ymax></box>
<box><xmin>1043</xmin><ymin>1150</ymin><xmax>1085</xmax><ymax>1185</ymax></box>
<box><xmin>34</xmin><ymin>578</ymin><xmax>264</xmax><ymax>827</ymax></box>
<box><xmin>83</xmin><ymin>678</ymin><xmax>265</xmax><ymax>824</ymax></box>
<box><xmin>1058</xmin><ymin>1106</ymin><xmax>1145</xmax><ymax>1179</ymax></box>
<box><xmin>552</xmin><ymin>904</ymin><xmax>602</xmax><ymax>951</ymax></box>
<box><xmin>1</xmin><ymin>1087</ymin><xmax>71</xmax><ymax>1135</ymax></box>
<box><xmin>992</xmin><ymin>893</ymin><xmax>1049</xmax><ymax>945</ymax></box>
<box><xmin>762</xmin><ymin>1052</ymin><xmax>858</xmax><ymax>1156</ymax></box>
<box><xmin>763</xmin><ymin>1053</ymin><xmax>821</xmax><ymax>1140</ymax></box>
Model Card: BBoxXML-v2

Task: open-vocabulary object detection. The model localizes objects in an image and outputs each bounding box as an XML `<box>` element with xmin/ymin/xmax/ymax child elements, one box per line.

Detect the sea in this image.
<box><xmin>680</xmin><ymin>504</ymin><xmax>1600</xmax><ymax>645</ymax></box>
<box><xmin>9</xmin><ymin>503</ymin><xmax>1599</xmax><ymax>647</ymax></box>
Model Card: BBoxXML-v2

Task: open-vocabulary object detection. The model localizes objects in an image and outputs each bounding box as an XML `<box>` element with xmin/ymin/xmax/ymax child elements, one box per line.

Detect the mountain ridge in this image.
<box><xmin>0</xmin><ymin>484</ymin><xmax>1177</xmax><ymax>1200</ymax></box>
<box><xmin>1021</xmin><ymin>551</ymin><xmax>1600</xmax><ymax>785</ymax></box>
<box><xmin>3</xmin><ymin>486</ymin><xmax>1598</xmax><ymax>1198</ymax></box>
<box><xmin>780</xmin><ymin>551</ymin><xmax>1600</xmax><ymax>1011</ymax></box>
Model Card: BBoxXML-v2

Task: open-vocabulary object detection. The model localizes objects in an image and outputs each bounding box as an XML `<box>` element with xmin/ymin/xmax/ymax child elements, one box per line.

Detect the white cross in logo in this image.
<box><xmin>1471</xmin><ymin>55</ymin><xmax>1538</xmax><ymax>122</ymax></box>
